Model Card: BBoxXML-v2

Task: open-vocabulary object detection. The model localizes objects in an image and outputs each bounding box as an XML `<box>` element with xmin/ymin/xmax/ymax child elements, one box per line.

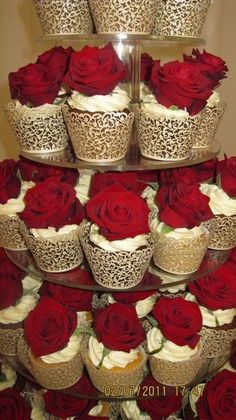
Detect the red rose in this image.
<box><xmin>137</xmin><ymin>376</ymin><xmax>182</xmax><ymax>419</ymax></box>
<box><xmin>0</xmin><ymin>249</ymin><xmax>24</xmax><ymax>309</ymax></box>
<box><xmin>185</xmin><ymin>49</ymin><xmax>228</xmax><ymax>86</ymax></box>
<box><xmin>86</xmin><ymin>185</ymin><xmax>150</xmax><ymax>241</ymax></box>
<box><xmin>156</xmin><ymin>180</ymin><xmax>214</xmax><ymax>228</ymax></box>
<box><xmin>141</xmin><ymin>53</ymin><xmax>154</xmax><ymax>82</ymax></box>
<box><xmin>37</xmin><ymin>46</ymin><xmax>74</xmax><ymax>84</ymax></box>
<box><xmin>24</xmin><ymin>297</ymin><xmax>77</xmax><ymax>357</ymax></box>
<box><xmin>63</xmin><ymin>42</ymin><xmax>128</xmax><ymax>96</ymax></box>
<box><xmin>196</xmin><ymin>370</ymin><xmax>236</xmax><ymax>420</ymax></box>
<box><xmin>9</xmin><ymin>62</ymin><xmax>60</xmax><ymax>106</ymax></box>
<box><xmin>150</xmin><ymin>60</ymin><xmax>213</xmax><ymax>116</ymax></box>
<box><xmin>112</xmin><ymin>290</ymin><xmax>156</xmax><ymax>305</ymax></box>
<box><xmin>188</xmin><ymin>263</ymin><xmax>236</xmax><ymax>310</ymax></box>
<box><xmin>195</xmin><ymin>159</ymin><xmax>218</xmax><ymax>183</ymax></box>
<box><xmin>159</xmin><ymin>167</ymin><xmax>197</xmax><ymax>186</ymax></box>
<box><xmin>217</xmin><ymin>156</ymin><xmax>236</xmax><ymax>197</ymax></box>
<box><xmin>229</xmin><ymin>247</ymin><xmax>236</xmax><ymax>264</ymax></box>
<box><xmin>20</xmin><ymin>177</ymin><xmax>84</xmax><ymax>229</ymax></box>
<box><xmin>41</xmin><ymin>282</ymin><xmax>93</xmax><ymax>311</ymax></box>
<box><xmin>0</xmin><ymin>159</ymin><xmax>21</xmax><ymax>204</ymax></box>
<box><xmin>18</xmin><ymin>157</ymin><xmax>78</xmax><ymax>185</ymax></box>
<box><xmin>94</xmin><ymin>302</ymin><xmax>146</xmax><ymax>351</ymax></box>
<box><xmin>0</xmin><ymin>248</ymin><xmax>24</xmax><ymax>280</ymax></box>
<box><xmin>0</xmin><ymin>388</ymin><xmax>31</xmax><ymax>420</ymax></box>
<box><xmin>152</xmin><ymin>296</ymin><xmax>202</xmax><ymax>348</ymax></box>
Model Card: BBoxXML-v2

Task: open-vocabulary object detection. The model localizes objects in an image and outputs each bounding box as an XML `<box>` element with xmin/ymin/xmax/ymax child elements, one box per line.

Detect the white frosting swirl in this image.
<box><xmin>0</xmin><ymin>363</ymin><xmax>17</xmax><ymax>390</ymax></box>
<box><xmin>88</xmin><ymin>401</ymin><xmax>104</xmax><ymax>417</ymax></box>
<box><xmin>122</xmin><ymin>400</ymin><xmax>151</xmax><ymax>420</ymax></box>
<box><xmin>140</xmin><ymin>82</ymin><xmax>151</xmax><ymax>101</ymax></box>
<box><xmin>147</xmin><ymin>328</ymin><xmax>199</xmax><ymax>361</ymax></box>
<box><xmin>0</xmin><ymin>293</ymin><xmax>39</xmax><ymax>324</ymax></box>
<box><xmin>88</xmin><ymin>336</ymin><xmax>140</xmax><ymax>369</ymax></box>
<box><xmin>155</xmin><ymin>222</ymin><xmax>207</xmax><ymax>239</ymax></box>
<box><xmin>68</xmin><ymin>86</ymin><xmax>130</xmax><ymax>112</ymax></box>
<box><xmin>200</xmin><ymin>183</ymin><xmax>236</xmax><ymax>216</ymax></box>
<box><xmin>108</xmin><ymin>294</ymin><xmax>157</xmax><ymax>318</ymax></box>
<box><xmin>30</xmin><ymin>224</ymin><xmax>78</xmax><ymax>238</ymax></box>
<box><xmin>89</xmin><ymin>224</ymin><xmax>148</xmax><ymax>252</ymax></box>
<box><xmin>206</xmin><ymin>91</ymin><xmax>221</xmax><ymax>108</ymax></box>
<box><xmin>141</xmin><ymin>186</ymin><xmax>159</xmax><ymax>212</ymax></box>
<box><xmin>185</xmin><ymin>293</ymin><xmax>236</xmax><ymax>327</ymax></box>
<box><xmin>141</xmin><ymin>93</ymin><xmax>189</xmax><ymax>119</ymax></box>
<box><xmin>0</xmin><ymin>181</ymin><xmax>34</xmax><ymax>216</ymax></box>
<box><xmin>189</xmin><ymin>383</ymin><xmax>205</xmax><ymax>416</ymax></box>
<box><xmin>22</xmin><ymin>275</ymin><xmax>42</xmax><ymax>294</ymax></box>
<box><xmin>75</xmin><ymin>169</ymin><xmax>94</xmax><ymax>205</ymax></box>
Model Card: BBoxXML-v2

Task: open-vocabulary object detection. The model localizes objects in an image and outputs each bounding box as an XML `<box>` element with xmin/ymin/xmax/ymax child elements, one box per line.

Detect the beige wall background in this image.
<box><xmin>0</xmin><ymin>0</ymin><xmax>235</xmax><ymax>159</ymax></box>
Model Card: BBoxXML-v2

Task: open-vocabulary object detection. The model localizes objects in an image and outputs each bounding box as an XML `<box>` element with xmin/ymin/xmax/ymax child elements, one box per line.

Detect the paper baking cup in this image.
<box><xmin>62</xmin><ymin>104</ymin><xmax>134</xmax><ymax>162</ymax></box>
<box><xmin>79</xmin><ymin>221</ymin><xmax>154</xmax><ymax>289</ymax></box>
<box><xmin>149</xmin><ymin>341</ymin><xmax>205</xmax><ymax>386</ymax></box>
<box><xmin>88</xmin><ymin>0</ymin><xmax>156</xmax><ymax>34</ymax></box>
<box><xmin>200</xmin><ymin>324</ymin><xmax>236</xmax><ymax>359</ymax></box>
<box><xmin>0</xmin><ymin>215</ymin><xmax>27</xmax><ymax>251</ymax></box>
<box><xmin>32</xmin><ymin>0</ymin><xmax>93</xmax><ymax>35</ymax></box>
<box><xmin>136</xmin><ymin>108</ymin><xmax>198</xmax><ymax>161</ymax></box>
<box><xmin>84</xmin><ymin>350</ymin><xmax>147</xmax><ymax>396</ymax></box>
<box><xmin>17</xmin><ymin>336</ymin><xmax>83</xmax><ymax>390</ymax></box>
<box><xmin>20</xmin><ymin>221</ymin><xmax>83</xmax><ymax>273</ymax></box>
<box><xmin>153</xmin><ymin>230</ymin><xmax>209</xmax><ymax>275</ymax></box>
<box><xmin>153</xmin><ymin>0</ymin><xmax>211</xmax><ymax>37</ymax></box>
<box><xmin>203</xmin><ymin>215</ymin><xmax>236</xmax><ymax>250</ymax></box>
<box><xmin>5</xmin><ymin>102</ymin><xmax>69</xmax><ymax>154</ymax></box>
<box><xmin>0</xmin><ymin>323</ymin><xmax>23</xmax><ymax>356</ymax></box>
<box><xmin>193</xmin><ymin>104</ymin><xmax>226</xmax><ymax>148</ymax></box>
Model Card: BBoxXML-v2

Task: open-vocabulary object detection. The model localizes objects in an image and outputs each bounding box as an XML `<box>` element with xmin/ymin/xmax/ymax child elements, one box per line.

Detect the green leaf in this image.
<box><xmin>97</xmin><ymin>347</ymin><xmax>111</xmax><ymax>369</ymax></box>
<box><xmin>147</xmin><ymin>338</ymin><xmax>166</xmax><ymax>356</ymax></box>
<box><xmin>0</xmin><ymin>372</ymin><xmax>7</xmax><ymax>382</ymax></box>
<box><xmin>74</xmin><ymin>326</ymin><xmax>95</xmax><ymax>337</ymax></box>
<box><xmin>161</xmin><ymin>224</ymin><xmax>174</xmax><ymax>234</ymax></box>
<box><xmin>146</xmin><ymin>315</ymin><xmax>158</xmax><ymax>328</ymax></box>
<box><xmin>169</xmin><ymin>105</ymin><xmax>179</xmax><ymax>111</ymax></box>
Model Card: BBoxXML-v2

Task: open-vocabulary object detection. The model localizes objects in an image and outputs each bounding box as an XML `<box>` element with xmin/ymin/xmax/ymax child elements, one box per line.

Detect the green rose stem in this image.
<box><xmin>147</xmin><ymin>338</ymin><xmax>166</xmax><ymax>356</ymax></box>
<box><xmin>97</xmin><ymin>347</ymin><xmax>111</xmax><ymax>369</ymax></box>
<box><xmin>74</xmin><ymin>326</ymin><xmax>96</xmax><ymax>337</ymax></box>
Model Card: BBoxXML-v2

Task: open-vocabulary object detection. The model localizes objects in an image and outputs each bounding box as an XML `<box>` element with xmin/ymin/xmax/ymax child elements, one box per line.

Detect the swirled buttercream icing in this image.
<box><xmin>189</xmin><ymin>384</ymin><xmax>205</xmax><ymax>416</ymax></box>
<box><xmin>155</xmin><ymin>222</ymin><xmax>207</xmax><ymax>239</ymax></box>
<box><xmin>206</xmin><ymin>91</ymin><xmax>221</xmax><ymax>108</ymax></box>
<box><xmin>200</xmin><ymin>183</ymin><xmax>236</xmax><ymax>216</ymax></box>
<box><xmin>141</xmin><ymin>94</ymin><xmax>189</xmax><ymax>119</ymax></box>
<box><xmin>185</xmin><ymin>293</ymin><xmax>236</xmax><ymax>327</ymax></box>
<box><xmin>0</xmin><ymin>363</ymin><xmax>17</xmax><ymax>391</ymax></box>
<box><xmin>68</xmin><ymin>86</ymin><xmax>131</xmax><ymax>112</ymax></box>
<box><xmin>140</xmin><ymin>82</ymin><xmax>151</xmax><ymax>101</ymax></box>
<box><xmin>0</xmin><ymin>293</ymin><xmax>39</xmax><ymax>324</ymax></box>
<box><xmin>14</xmin><ymin>100</ymin><xmax>61</xmax><ymax>116</ymax></box>
<box><xmin>30</xmin><ymin>224</ymin><xmax>78</xmax><ymax>238</ymax></box>
<box><xmin>88</xmin><ymin>336</ymin><xmax>140</xmax><ymax>369</ymax></box>
<box><xmin>88</xmin><ymin>401</ymin><xmax>105</xmax><ymax>417</ymax></box>
<box><xmin>147</xmin><ymin>328</ymin><xmax>199</xmax><ymax>361</ymax></box>
<box><xmin>108</xmin><ymin>294</ymin><xmax>157</xmax><ymax>319</ymax></box>
<box><xmin>0</xmin><ymin>181</ymin><xmax>34</xmax><ymax>216</ymax></box>
<box><xmin>122</xmin><ymin>400</ymin><xmax>151</xmax><ymax>420</ymax></box>
<box><xmin>75</xmin><ymin>169</ymin><xmax>94</xmax><ymax>205</ymax></box>
<box><xmin>89</xmin><ymin>224</ymin><xmax>148</xmax><ymax>252</ymax></box>
<box><xmin>22</xmin><ymin>275</ymin><xmax>42</xmax><ymax>293</ymax></box>
<box><xmin>141</xmin><ymin>186</ymin><xmax>159</xmax><ymax>212</ymax></box>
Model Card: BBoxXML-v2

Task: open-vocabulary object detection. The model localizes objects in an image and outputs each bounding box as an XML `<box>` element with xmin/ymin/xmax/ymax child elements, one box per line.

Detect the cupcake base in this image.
<box><xmin>200</xmin><ymin>320</ymin><xmax>236</xmax><ymax>359</ymax></box>
<box><xmin>0</xmin><ymin>322</ymin><xmax>23</xmax><ymax>356</ymax></box>
<box><xmin>193</xmin><ymin>104</ymin><xmax>226</xmax><ymax>149</ymax></box>
<box><xmin>203</xmin><ymin>215</ymin><xmax>236</xmax><ymax>250</ymax></box>
<box><xmin>0</xmin><ymin>215</ymin><xmax>27</xmax><ymax>251</ymax></box>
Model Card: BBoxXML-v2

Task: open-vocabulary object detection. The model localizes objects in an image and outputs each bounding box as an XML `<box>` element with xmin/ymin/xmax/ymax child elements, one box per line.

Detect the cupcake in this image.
<box><xmin>80</xmin><ymin>185</ymin><xmax>154</xmax><ymax>289</ymax></box>
<box><xmin>121</xmin><ymin>375</ymin><xmax>183</xmax><ymax>420</ymax></box>
<box><xmin>19</xmin><ymin>177</ymin><xmax>85</xmax><ymax>272</ymax></box>
<box><xmin>147</xmin><ymin>296</ymin><xmax>205</xmax><ymax>386</ymax></box>
<box><xmin>0</xmin><ymin>159</ymin><xmax>34</xmax><ymax>250</ymax></box>
<box><xmin>108</xmin><ymin>290</ymin><xmax>158</xmax><ymax>319</ymax></box>
<box><xmin>18</xmin><ymin>297</ymin><xmax>84</xmax><ymax>389</ymax></box>
<box><xmin>186</xmin><ymin>263</ymin><xmax>236</xmax><ymax>359</ymax></box>
<box><xmin>84</xmin><ymin>302</ymin><xmax>147</xmax><ymax>396</ymax></box>
<box><xmin>200</xmin><ymin>156</ymin><xmax>236</xmax><ymax>249</ymax></box>
<box><xmin>5</xmin><ymin>47</ymin><xmax>72</xmax><ymax>154</ymax></box>
<box><xmin>150</xmin><ymin>175</ymin><xmax>213</xmax><ymax>274</ymax></box>
<box><xmin>62</xmin><ymin>43</ymin><xmax>134</xmax><ymax>162</ymax></box>
<box><xmin>0</xmin><ymin>249</ymin><xmax>41</xmax><ymax>356</ymax></box>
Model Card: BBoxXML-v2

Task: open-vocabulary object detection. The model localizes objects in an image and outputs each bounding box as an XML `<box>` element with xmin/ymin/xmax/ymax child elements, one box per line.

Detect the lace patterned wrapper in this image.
<box><xmin>32</xmin><ymin>0</ymin><xmax>93</xmax><ymax>35</ymax></box>
<box><xmin>62</xmin><ymin>104</ymin><xmax>134</xmax><ymax>162</ymax></box>
<box><xmin>0</xmin><ymin>322</ymin><xmax>24</xmax><ymax>356</ymax></box>
<box><xmin>79</xmin><ymin>221</ymin><xmax>154</xmax><ymax>289</ymax></box>
<box><xmin>193</xmin><ymin>104</ymin><xmax>226</xmax><ymax>148</ymax></box>
<box><xmin>200</xmin><ymin>323</ymin><xmax>236</xmax><ymax>359</ymax></box>
<box><xmin>152</xmin><ymin>230</ymin><xmax>210</xmax><ymax>275</ymax></box>
<box><xmin>153</xmin><ymin>0</ymin><xmax>212</xmax><ymax>37</ymax></box>
<box><xmin>20</xmin><ymin>221</ymin><xmax>83</xmax><ymax>273</ymax></box>
<box><xmin>0</xmin><ymin>215</ymin><xmax>27</xmax><ymax>250</ymax></box>
<box><xmin>88</xmin><ymin>0</ymin><xmax>156</xmax><ymax>34</ymax></box>
<box><xmin>5</xmin><ymin>102</ymin><xmax>69</xmax><ymax>154</ymax></box>
<box><xmin>136</xmin><ymin>108</ymin><xmax>199</xmax><ymax>161</ymax></box>
<box><xmin>17</xmin><ymin>335</ymin><xmax>84</xmax><ymax>390</ymax></box>
<box><xmin>149</xmin><ymin>341</ymin><xmax>206</xmax><ymax>386</ymax></box>
<box><xmin>203</xmin><ymin>215</ymin><xmax>236</xmax><ymax>250</ymax></box>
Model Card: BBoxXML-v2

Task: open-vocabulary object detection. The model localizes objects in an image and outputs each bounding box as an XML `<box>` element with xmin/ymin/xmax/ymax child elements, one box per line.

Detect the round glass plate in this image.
<box><xmin>20</xmin><ymin>142</ymin><xmax>220</xmax><ymax>172</ymax></box>
<box><xmin>5</xmin><ymin>249</ymin><xmax>229</xmax><ymax>292</ymax></box>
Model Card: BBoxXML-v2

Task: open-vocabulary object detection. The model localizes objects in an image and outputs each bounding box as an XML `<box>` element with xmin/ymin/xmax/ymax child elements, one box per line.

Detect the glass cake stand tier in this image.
<box><xmin>37</xmin><ymin>33</ymin><xmax>205</xmax><ymax>46</ymax></box>
<box><xmin>5</xmin><ymin>249</ymin><xmax>229</xmax><ymax>292</ymax></box>
<box><xmin>0</xmin><ymin>353</ymin><xmax>229</xmax><ymax>401</ymax></box>
<box><xmin>20</xmin><ymin>142</ymin><xmax>220</xmax><ymax>172</ymax></box>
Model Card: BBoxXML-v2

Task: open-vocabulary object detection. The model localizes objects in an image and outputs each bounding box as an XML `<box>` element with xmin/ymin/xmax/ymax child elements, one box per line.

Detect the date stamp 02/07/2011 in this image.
<box><xmin>103</xmin><ymin>384</ymin><xmax>204</xmax><ymax>397</ymax></box>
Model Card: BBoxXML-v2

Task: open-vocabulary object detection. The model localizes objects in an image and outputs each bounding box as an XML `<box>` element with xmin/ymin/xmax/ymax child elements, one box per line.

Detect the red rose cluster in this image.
<box><xmin>217</xmin><ymin>155</ymin><xmax>236</xmax><ymax>197</ymax></box>
<box><xmin>0</xmin><ymin>159</ymin><xmax>21</xmax><ymax>204</ymax></box>
<box><xmin>0</xmin><ymin>248</ymin><xmax>24</xmax><ymax>310</ymax></box>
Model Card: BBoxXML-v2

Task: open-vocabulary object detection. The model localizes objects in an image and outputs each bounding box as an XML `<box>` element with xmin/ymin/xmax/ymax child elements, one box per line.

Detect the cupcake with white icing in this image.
<box><xmin>84</xmin><ymin>302</ymin><xmax>147</xmax><ymax>396</ymax></box>
<box><xmin>147</xmin><ymin>296</ymin><xmax>205</xmax><ymax>386</ymax></box>
<box><xmin>108</xmin><ymin>290</ymin><xmax>157</xmax><ymax>319</ymax></box>
<box><xmin>63</xmin><ymin>43</ymin><xmax>134</xmax><ymax>162</ymax></box>
<box><xmin>80</xmin><ymin>185</ymin><xmax>154</xmax><ymax>289</ymax></box>
<box><xmin>18</xmin><ymin>297</ymin><xmax>84</xmax><ymax>390</ymax></box>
